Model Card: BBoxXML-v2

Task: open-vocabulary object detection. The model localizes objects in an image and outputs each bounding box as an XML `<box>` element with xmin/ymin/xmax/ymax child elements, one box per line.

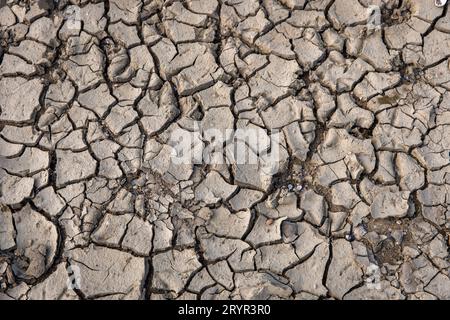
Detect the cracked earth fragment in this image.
<box><xmin>0</xmin><ymin>0</ymin><xmax>449</xmax><ymax>301</ymax></box>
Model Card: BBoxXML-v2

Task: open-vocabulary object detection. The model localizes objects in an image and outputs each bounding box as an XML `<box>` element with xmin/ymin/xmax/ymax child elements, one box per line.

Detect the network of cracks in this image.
<box><xmin>0</xmin><ymin>0</ymin><xmax>449</xmax><ymax>300</ymax></box>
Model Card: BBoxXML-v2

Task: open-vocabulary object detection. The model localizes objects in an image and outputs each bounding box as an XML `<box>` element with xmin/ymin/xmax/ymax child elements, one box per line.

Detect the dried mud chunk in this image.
<box><xmin>422</xmin><ymin>234</ymin><xmax>450</xmax><ymax>271</ymax></box>
<box><xmin>235</xmin><ymin>53</ymin><xmax>269</xmax><ymax>78</ymax></box>
<box><xmin>91</xmin><ymin>213</ymin><xmax>132</xmax><ymax>247</ymax></box>
<box><xmin>187</xmin><ymin>268</ymin><xmax>216</xmax><ymax>293</ymax></box>
<box><xmin>293</xmin><ymin>31</ymin><xmax>325</xmax><ymax>70</ymax></box>
<box><xmin>151</xmin><ymin>41</ymin><xmax>197</xmax><ymax>80</ymax></box>
<box><xmin>108</xmin><ymin>22</ymin><xmax>140</xmax><ymax>48</ymax></box>
<box><xmin>165</xmin><ymin>2</ymin><xmax>208</xmax><ymax>27</ymax></box>
<box><xmin>315</xmin><ymin>52</ymin><xmax>374</xmax><ymax>93</ymax></box>
<box><xmin>255</xmin><ymin>243</ymin><xmax>298</xmax><ymax>274</ymax></box>
<box><xmin>344</xmin><ymin>280</ymin><xmax>405</xmax><ymax>300</ymax></box>
<box><xmin>287</xmin><ymin>10</ymin><xmax>329</xmax><ymax>30</ymax></box>
<box><xmin>373</xmin><ymin>151</ymin><xmax>396</xmax><ymax>184</ymax></box>
<box><xmin>359</xmin><ymin>32</ymin><xmax>394</xmax><ymax>72</ymax></box>
<box><xmin>0</xmin><ymin>54</ymin><xmax>35</xmax><ymax>76</ymax></box>
<box><xmin>248</xmin><ymin>55</ymin><xmax>300</xmax><ymax>104</ymax></box>
<box><xmin>328</xmin><ymin>0</ymin><xmax>369</xmax><ymax>30</ymax></box>
<box><xmin>373</xmin><ymin>124</ymin><xmax>422</xmax><ymax>152</ymax></box>
<box><xmin>199</xmin><ymin>231</ymin><xmax>251</xmax><ymax>267</ymax></box>
<box><xmin>55</xmin><ymin>150</ymin><xmax>97</xmax><ymax>187</ymax></box>
<box><xmin>300</xmin><ymin>190</ymin><xmax>327</xmax><ymax>227</ymax></box>
<box><xmin>152</xmin><ymin>219</ymin><xmax>174</xmax><ymax>251</ymax></box>
<box><xmin>108</xmin><ymin>0</ymin><xmax>142</xmax><ymax>24</ymax></box>
<box><xmin>0</xmin><ymin>172</ymin><xmax>34</xmax><ymax>206</ymax></box>
<box><xmin>314</xmin><ymin>128</ymin><xmax>375</xmax><ymax>173</ymax></box>
<box><xmin>0</xmin><ymin>137</ymin><xmax>24</xmax><ymax>158</ymax></box>
<box><xmin>206</xmin><ymin>206</ymin><xmax>251</xmax><ymax>239</ymax></box>
<box><xmin>143</xmin><ymin>140</ymin><xmax>193</xmax><ymax>183</ymax></box>
<box><xmin>237</xmin><ymin>9</ymin><xmax>271</xmax><ymax>43</ymax></box>
<box><xmin>121</xmin><ymin>217</ymin><xmax>153</xmax><ymax>256</ymax></box>
<box><xmin>245</xmin><ymin>215</ymin><xmax>286</xmax><ymax>247</ymax></box>
<box><xmin>195</xmin><ymin>81</ymin><xmax>232</xmax><ymax>110</ymax></box>
<box><xmin>104</xmin><ymin>105</ymin><xmax>138</xmax><ymax>135</ymax></box>
<box><xmin>286</xmin><ymin>242</ymin><xmax>329</xmax><ymax>296</ymax></box>
<box><xmin>28</xmin><ymin>16</ymin><xmax>61</xmax><ymax>46</ymax></box>
<box><xmin>0</xmin><ymin>5</ymin><xmax>15</xmax><ymax>28</ymax></box>
<box><xmin>310</xmin><ymin>83</ymin><xmax>336</xmax><ymax>123</ymax></box>
<box><xmin>232</xmin><ymin>272</ymin><xmax>292</xmax><ymax>300</ymax></box>
<box><xmin>13</xmin><ymin>205</ymin><xmax>58</xmax><ymax>279</ymax></box>
<box><xmin>293</xmin><ymin>221</ymin><xmax>327</xmax><ymax>259</ymax></box>
<box><xmin>385</xmin><ymin>24</ymin><xmax>422</xmax><ymax>49</ymax></box>
<box><xmin>63</xmin><ymin>45</ymin><xmax>105</xmax><ymax>91</ymax></box>
<box><xmin>423</xmin><ymin>30</ymin><xmax>450</xmax><ymax>66</ymax></box>
<box><xmin>229</xmin><ymin>189</ymin><xmax>264</xmax><ymax>211</ymax></box>
<box><xmin>395</xmin><ymin>154</ymin><xmax>425</xmax><ymax>191</ymax></box>
<box><xmin>330</xmin><ymin>182</ymin><xmax>361</xmax><ymax>209</ymax></box>
<box><xmin>54</xmin><ymin>125</ymin><xmax>81</xmax><ymax>151</ymax></box>
<box><xmin>66</xmin><ymin>245</ymin><xmax>146</xmax><ymax>299</ymax></box>
<box><xmin>173</xmin><ymin>51</ymin><xmax>223</xmax><ymax>96</ymax></box>
<box><xmin>326</xmin><ymin>239</ymin><xmax>363</xmax><ymax>299</ymax></box>
<box><xmin>33</xmin><ymin>186</ymin><xmax>66</xmax><ymax>217</ymax></box>
<box><xmin>201</xmin><ymin>285</ymin><xmax>231</xmax><ymax>300</ymax></box>
<box><xmin>257</xmin><ymin>192</ymin><xmax>303</xmax><ymax>220</ymax></box>
<box><xmin>194</xmin><ymin>171</ymin><xmax>237</xmax><ymax>204</ymax></box>
<box><xmin>0</xmin><ymin>78</ymin><xmax>43</xmax><ymax>124</ymax></box>
<box><xmin>329</xmin><ymin>93</ymin><xmax>374</xmax><ymax>129</ymax></box>
<box><xmin>400</xmin><ymin>255</ymin><xmax>440</xmax><ymax>294</ymax></box>
<box><xmin>186</xmin><ymin>0</ymin><xmax>219</xmax><ymax>15</ymax></box>
<box><xmin>425</xmin><ymin>60</ymin><xmax>450</xmax><ymax>90</ymax></box>
<box><xmin>39</xmin><ymin>80</ymin><xmax>76</xmax><ymax>128</ymax></box>
<box><xmin>77</xmin><ymin>84</ymin><xmax>116</xmax><ymax>118</ymax></box>
<box><xmin>261</xmin><ymin>97</ymin><xmax>315</xmax><ymax>130</ymax></box>
<box><xmin>255</xmin><ymin>29</ymin><xmax>295</xmax><ymax>59</ymax></box>
<box><xmin>0</xmin><ymin>206</ymin><xmax>16</xmax><ymax>251</ymax></box>
<box><xmin>0</xmin><ymin>147</ymin><xmax>49</xmax><ymax>176</ymax></box>
<box><xmin>202</xmin><ymin>107</ymin><xmax>234</xmax><ymax>138</ymax></box>
<box><xmin>417</xmin><ymin>184</ymin><xmax>450</xmax><ymax>207</ymax></box>
<box><xmin>138</xmin><ymin>83</ymin><xmax>180</xmax><ymax>136</ymax></box>
<box><xmin>27</xmin><ymin>263</ymin><xmax>78</xmax><ymax>300</ymax></box>
<box><xmin>152</xmin><ymin>249</ymin><xmax>201</xmax><ymax>294</ymax></box>
<box><xmin>425</xmin><ymin>273</ymin><xmax>450</xmax><ymax>299</ymax></box>
<box><xmin>412</xmin><ymin>125</ymin><xmax>450</xmax><ymax>170</ymax></box>
<box><xmin>107</xmin><ymin>189</ymin><xmax>135</xmax><ymax>214</ymax></box>
<box><xmin>353</xmin><ymin>72</ymin><xmax>401</xmax><ymax>102</ymax></box>
<box><xmin>370</xmin><ymin>191</ymin><xmax>411</xmax><ymax>219</ymax></box>
<box><xmin>205</xmin><ymin>262</ymin><xmax>233</xmax><ymax>291</ymax></box>
<box><xmin>230</xmin><ymin>137</ymin><xmax>289</xmax><ymax>192</ymax></box>
<box><xmin>77</xmin><ymin>3</ymin><xmax>107</xmax><ymax>37</ymax></box>
<box><xmin>1</xmin><ymin>125</ymin><xmax>41</xmax><ymax>145</ymax></box>
<box><xmin>283</xmin><ymin>121</ymin><xmax>314</xmax><ymax>161</ymax></box>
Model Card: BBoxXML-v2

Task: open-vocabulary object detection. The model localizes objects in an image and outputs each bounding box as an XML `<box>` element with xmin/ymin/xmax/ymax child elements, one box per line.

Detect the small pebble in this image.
<box><xmin>345</xmin><ymin>233</ymin><xmax>355</xmax><ymax>241</ymax></box>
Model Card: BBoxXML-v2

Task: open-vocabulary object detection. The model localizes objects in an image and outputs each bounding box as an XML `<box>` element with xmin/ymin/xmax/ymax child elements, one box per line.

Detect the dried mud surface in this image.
<box><xmin>0</xmin><ymin>0</ymin><xmax>449</xmax><ymax>300</ymax></box>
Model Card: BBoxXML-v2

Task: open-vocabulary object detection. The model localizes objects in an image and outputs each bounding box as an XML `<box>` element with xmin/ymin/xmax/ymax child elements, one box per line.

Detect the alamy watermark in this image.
<box><xmin>167</xmin><ymin>123</ymin><xmax>283</xmax><ymax>176</ymax></box>
<box><xmin>366</xmin><ymin>263</ymin><xmax>382</xmax><ymax>290</ymax></box>
<box><xmin>366</xmin><ymin>5</ymin><xmax>382</xmax><ymax>32</ymax></box>
<box><xmin>66</xmin><ymin>265</ymin><xmax>82</xmax><ymax>290</ymax></box>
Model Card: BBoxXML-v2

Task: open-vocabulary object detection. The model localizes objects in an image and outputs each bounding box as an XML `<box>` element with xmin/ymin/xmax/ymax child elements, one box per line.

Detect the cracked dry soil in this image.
<box><xmin>0</xmin><ymin>0</ymin><xmax>449</xmax><ymax>300</ymax></box>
